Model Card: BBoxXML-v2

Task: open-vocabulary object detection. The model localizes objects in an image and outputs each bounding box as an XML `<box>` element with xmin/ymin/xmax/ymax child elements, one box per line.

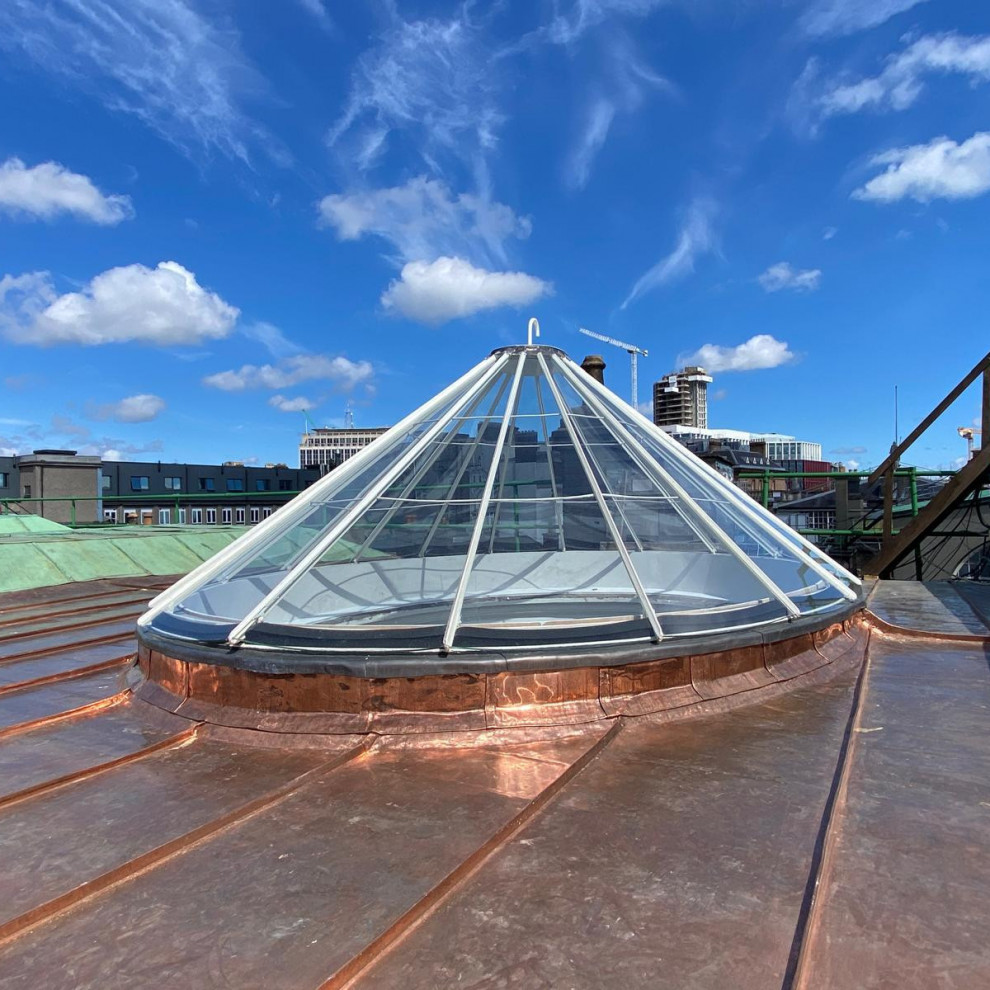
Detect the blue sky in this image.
<box><xmin>1</xmin><ymin>0</ymin><xmax>988</xmax><ymax>470</ymax></box>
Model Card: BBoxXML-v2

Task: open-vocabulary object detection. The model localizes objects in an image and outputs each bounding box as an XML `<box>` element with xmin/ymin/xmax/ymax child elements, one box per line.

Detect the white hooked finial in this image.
<box><xmin>527</xmin><ymin>317</ymin><xmax>540</xmax><ymax>346</ymax></box>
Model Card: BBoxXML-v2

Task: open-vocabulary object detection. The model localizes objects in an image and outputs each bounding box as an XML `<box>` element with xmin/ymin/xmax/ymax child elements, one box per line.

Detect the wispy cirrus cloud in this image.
<box><xmin>798</xmin><ymin>0</ymin><xmax>929</xmax><ymax>38</ymax></box>
<box><xmin>327</xmin><ymin>8</ymin><xmax>500</xmax><ymax>177</ymax></box>
<box><xmin>621</xmin><ymin>197</ymin><xmax>717</xmax><ymax>309</ymax></box>
<box><xmin>0</xmin><ymin>0</ymin><xmax>282</xmax><ymax>165</ymax></box>
<box><xmin>0</xmin><ymin>261</ymin><xmax>238</xmax><ymax>347</ymax></box>
<box><xmin>853</xmin><ymin>132</ymin><xmax>990</xmax><ymax>203</ymax></box>
<box><xmin>0</xmin><ymin>158</ymin><xmax>133</xmax><ymax>224</ymax></box>
<box><xmin>545</xmin><ymin>0</ymin><xmax>669</xmax><ymax>46</ymax></box>
<box><xmin>318</xmin><ymin>176</ymin><xmax>531</xmax><ymax>267</ymax></box>
<box><xmin>565</xmin><ymin>33</ymin><xmax>676</xmax><ymax>190</ymax></box>
<box><xmin>677</xmin><ymin>335</ymin><xmax>795</xmax><ymax>373</ymax></box>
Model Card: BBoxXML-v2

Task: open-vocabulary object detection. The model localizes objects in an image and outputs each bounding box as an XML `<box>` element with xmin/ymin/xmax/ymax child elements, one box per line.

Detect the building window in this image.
<box><xmin>178</xmin><ymin>508</ymin><xmax>187</xmax><ymax>524</ymax></box>
<box><xmin>262</xmin><ymin>507</ymin><xmax>273</xmax><ymax>519</ymax></box>
<box><xmin>221</xmin><ymin>507</ymin><xmax>232</xmax><ymax>524</ymax></box>
<box><xmin>250</xmin><ymin>507</ymin><xmax>260</xmax><ymax>523</ymax></box>
<box><xmin>24</xmin><ymin>484</ymin><xmax>31</xmax><ymax>497</ymax></box>
<box><xmin>206</xmin><ymin>508</ymin><xmax>217</xmax><ymax>524</ymax></box>
<box><xmin>100</xmin><ymin>474</ymin><xmax>111</xmax><ymax>491</ymax></box>
<box><xmin>225</xmin><ymin>478</ymin><xmax>244</xmax><ymax>492</ymax></box>
<box><xmin>235</xmin><ymin>507</ymin><xmax>245</xmax><ymax>524</ymax></box>
<box><xmin>255</xmin><ymin>478</ymin><xmax>271</xmax><ymax>491</ymax></box>
<box><xmin>191</xmin><ymin>508</ymin><xmax>203</xmax><ymax>524</ymax></box>
<box><xmin>278</xmin><ymin>479</ymin><xmax>292</xmax><ymax>491</ymax></box>
<box><xmin>130</xmin><ymin>476</ymin><xmax>150</xmax><ymax>491</ymax></box>
<box><xmin>103</xmin><ymin>508</ymin><xmax>118</xmax><ymax>523</ymax></box>
<box><xmin>199</xmin><ymin>477</ymin><xmax>215</xmax><ymax>491</ymax></box>
<box><xmin>164</xmin><ymin>476</ymin><xmax>182</xmax><ymax>491</ymax></box>
<box><xmin>158</xmin><ymin>508</ymin><xmax>171</xmax><ymax>525</ymax></box>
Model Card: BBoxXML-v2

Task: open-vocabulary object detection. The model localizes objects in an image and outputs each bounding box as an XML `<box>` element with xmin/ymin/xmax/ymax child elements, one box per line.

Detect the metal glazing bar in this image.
<box><xmin>418</xmin><ymin>376</ymin><xmax>512</xmax><ymax>558</ymax></box>
<box><xmin>224</xmin><ymin>354</ymin><xmax>510</xmax><ymax>646</ymax></box>
<box><xmin>561</xmin><ymin>411</ymin><xmax>645</xmax><ymax>552</ymax></box>
<box><xmin>559</xmin><ymin>360</ymin><xmax>801</xmax><ymax>617</ymax></box>
<box><xmin>441</xmin><ymin>353</ymin><xmax>527</xmax><ymax>652</ymax></box>
<box><xmin>565</xmin><ymin>356</ymin><xmax>861</xmax><ymax>596</ymax></box>
<box><xmin>139</xmin><ymin>353</ymin><xmax>501</xmax><ymax>627</ymax></box>
<box><xmin>539</xmin><ymin>352</ymin><xmax>664</xmax><ymax>643</ymax></box>
<box><xmin>354</xmin><ymin>370</ymin><xmax>511</xmax><ymax>561</ymax></box>
<box><xmin>534</xmin><ymin>370</ymin><xmax>566</xmax><ymax>551</ymax></box>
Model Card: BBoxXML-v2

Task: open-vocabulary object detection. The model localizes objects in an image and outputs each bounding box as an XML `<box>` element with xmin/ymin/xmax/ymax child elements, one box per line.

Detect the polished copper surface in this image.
<box><xmin>133</xmin><ymin>615</ymin><xmax>868</xmax><ymax>737</ymax></box>
<box><xmin>0</xmin><ymin>578</ymin><xmax>988</xmax><ymax>989</ymax></box>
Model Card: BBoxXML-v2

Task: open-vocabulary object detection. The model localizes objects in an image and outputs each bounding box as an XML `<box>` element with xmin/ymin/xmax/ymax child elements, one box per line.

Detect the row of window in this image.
<box><xmin>104</xmin><ymin>506</ymin><xmax>276</xmax><ymax>525</ymax></box>
<box><xmin>124</xmin><ymin>475</ymin><xmax>295</xmax><ymax>493</ymax></box>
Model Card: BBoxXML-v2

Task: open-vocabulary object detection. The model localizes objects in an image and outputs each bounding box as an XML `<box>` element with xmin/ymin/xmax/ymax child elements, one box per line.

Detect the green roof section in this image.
<box><xmin>0</xmin><ymin>514</ymin><xmax>72</xmax><ymax>536</ymax></box>
<box><xmin>0</xmin><ymin>520</ymin><xmax>248</xmax><ymax>593</ymax></box>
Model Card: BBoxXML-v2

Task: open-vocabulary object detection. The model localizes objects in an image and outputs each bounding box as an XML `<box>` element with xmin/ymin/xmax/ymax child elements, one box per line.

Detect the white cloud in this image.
<box><xmin>823</xmin><ymin>226</ymin><xmax>837</xmax><ymax>240</ymax></box>
<box><xmin>758</xmin><ymin>262</ymin><xmax>822</xmax><ymax>293</ymax></box>
<box><xmin>798</xmin><ymin>0</ymin><xmax>928</xmax><ymax>38</ymax></box>
<box><xmin>269</xmin><ymin>394</ymin><xmax>316</xmax><ymax>413</ymax></box>
<box><xmin>203</xmin><ymin>355</ymin><xmax>374</xmax><ymax>392</ymax></box>
<box><xmin>380</xmin><ymin>256</ymin><xmax>552</xmax><ymax>325</ymax></box>
<box><xmin>820</xmin><ymin>32</ymin><xmax>990</xmax><ymax>118</ymax></box>
<box><xmin>844</xmin><ymin>458</ymin><xmax>861</xmax><ymax>471</ymax></box>
<box><xmin>621</xmin><ymin>198</ymin><xmax>717</xmax><ymax>309</ymax></box>
<box><xmin>89</xmin><ymin>394</ymin><xmax>166</xmax><ymax>424</ymax></box>
<box><xmin>0</xmin><ymin>0</ymin><xmax>281</xmax><ymax>164</ymax></box>
<box><xmin>0</xmin><ymin>158</ymin><xmax>133</xmax><ymax>224</ymax></box>
<box><xmin>853</xmin><ymin>132</ymin><xmax>990</xmax><ymax>203</ymax></box>
<box><xmin>677</xmin><ymin>335</ymin><xmax>795</xmax><ymax>373</ymax></box>
<box><xmin>318</xmin><ymin>177</ymin><xmax>531</xmax><ymax>267</ymax></box>
<box><xmin>0</xmin><ymin>261</ymin><xmax>238</xmax><ymax>346</ymax></box>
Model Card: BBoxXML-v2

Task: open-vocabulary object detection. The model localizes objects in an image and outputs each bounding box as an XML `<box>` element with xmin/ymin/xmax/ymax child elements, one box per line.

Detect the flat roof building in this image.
<box><xmin>300</xmin><ymin>427</ymin><xmax>390</xmax><ymax>473</ymax></box>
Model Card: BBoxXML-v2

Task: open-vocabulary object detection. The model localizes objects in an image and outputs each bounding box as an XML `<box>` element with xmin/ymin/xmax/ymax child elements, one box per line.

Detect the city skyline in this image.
<box><xmin>1</xmin><ymin>0</ymin><xmax>987</xmax><ymax>471</ymax></box>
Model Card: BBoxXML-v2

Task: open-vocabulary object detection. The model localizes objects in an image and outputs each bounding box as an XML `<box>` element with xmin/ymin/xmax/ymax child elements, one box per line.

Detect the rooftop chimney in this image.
<box><xmin>581</xmin><ymin>354</ymin><xmax>606</xmax><ymax>384</ymax></box>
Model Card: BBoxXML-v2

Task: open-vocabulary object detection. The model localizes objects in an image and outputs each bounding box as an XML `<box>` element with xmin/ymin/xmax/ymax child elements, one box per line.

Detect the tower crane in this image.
<box><xmin>578</xmin><ymin>327</ymin><xmax>648</xmax><ymax>406</ymax></box>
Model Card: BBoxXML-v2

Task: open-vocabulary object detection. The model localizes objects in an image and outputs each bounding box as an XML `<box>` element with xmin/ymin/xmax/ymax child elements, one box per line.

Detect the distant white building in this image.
<box><xmin>299</xmin><ymin>427</ymin><xmax>390</xmax><ymax>473</ymax></box>
<box><xmin>661</xmin><ymin>425</ymin><xmax>822</xmax><ymax>462</ymax></box>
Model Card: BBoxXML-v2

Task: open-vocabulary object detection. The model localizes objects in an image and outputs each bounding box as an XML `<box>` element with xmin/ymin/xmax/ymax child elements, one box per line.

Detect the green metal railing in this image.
<box><xmin>0</xmin><ymin>490</ymin><xmax>307</xmax><ymax>528</ymax></box>
<box><xmin>736</xmin><ymin>468</ymin><xmax>955</xmax><ymax>538</ymax></box>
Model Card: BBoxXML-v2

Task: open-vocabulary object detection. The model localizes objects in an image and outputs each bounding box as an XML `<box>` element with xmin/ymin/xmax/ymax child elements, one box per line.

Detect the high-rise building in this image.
<box><xmin>299</xmin><ymin>427</ymin><xmax>390</xmax><ymax>473</ymax></box>
<box><xmin>653</xmin><ymin>366</ymin><xmax>713</xmax><ymax>428</ymax></box>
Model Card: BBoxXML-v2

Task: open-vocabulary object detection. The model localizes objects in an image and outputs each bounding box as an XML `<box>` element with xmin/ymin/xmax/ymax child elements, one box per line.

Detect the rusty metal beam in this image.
<box><xmin>868</xmin><ymin>350</ymin><xmax>990</xmax><ymax>486</ymax></box>
<box><xmin>865</xmin><ymin>442</ymin><xmax>990</xmax><ymax>577</ymax></box>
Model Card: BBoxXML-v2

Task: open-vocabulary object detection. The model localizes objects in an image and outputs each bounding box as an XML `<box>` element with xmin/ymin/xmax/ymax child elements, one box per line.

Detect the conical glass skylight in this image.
<box><xmin>141</xmin><ymin>344</ymin><xmax>860</xmax><ymax>655</ymax></box>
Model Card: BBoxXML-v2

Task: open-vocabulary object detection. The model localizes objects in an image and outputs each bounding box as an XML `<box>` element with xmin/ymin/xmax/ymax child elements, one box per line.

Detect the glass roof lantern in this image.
<box><xmin>139</xmin><ymin>321</ymin><xmax>861</xmax><ymax>660</ymax></box>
